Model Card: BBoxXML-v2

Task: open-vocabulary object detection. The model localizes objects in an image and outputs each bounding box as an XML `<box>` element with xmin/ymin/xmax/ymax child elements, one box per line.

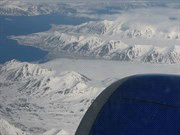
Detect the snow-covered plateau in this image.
<box><xmin>11</xmin><ymin>7</ymin><xmax>180</xmax><ymax>64</ymax></box>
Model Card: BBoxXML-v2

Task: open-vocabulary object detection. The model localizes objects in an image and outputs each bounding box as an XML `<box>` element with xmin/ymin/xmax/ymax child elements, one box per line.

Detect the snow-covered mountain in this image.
<box><xmin>0</xmin><ymin>59</ymin><xmax>54</xmax><ymax>81</ymax></box>
<box><xmin>112</xmin><ymin>23</ymin><xmax>180</xmax><ymax>40</ymax></box>
<box><xmin>11</xmin><ymin>19</ymin><xmax>180</xmax><ymax>64</ymax></box>
<box><xmin>0</xmin><ymin>0</ymin><xmax>76</xmax><ymax>16</ymax></box>
<box><xmin>53</xmin><ymin>20</ymin><xmax>114</xmax><ymax>35</ymax></box>
<box><xmin>0</xmin><ymin>60</ymin><xmax>102</xmax><ymax>134</ymax></box>
<box><xmin>0</xmin><ymin>0</ymin><xmax>46</xmax><ymax>16</ymax></box>
<box><xmin>142</xmin><ymin>45</ymin><xmax>180</xmax><ymax>63</ymax></box>
<box><xmin>0</xmin><ymin>1</ymin><xmax>179</xmax><ymax>17</ymax></box>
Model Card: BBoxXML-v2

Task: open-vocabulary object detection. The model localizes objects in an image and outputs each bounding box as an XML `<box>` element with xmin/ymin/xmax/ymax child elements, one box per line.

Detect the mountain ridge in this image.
<box><xmin>10</xmin><ymin>17</ymin><xmax>180</xmax><ymax>64</ymax></box>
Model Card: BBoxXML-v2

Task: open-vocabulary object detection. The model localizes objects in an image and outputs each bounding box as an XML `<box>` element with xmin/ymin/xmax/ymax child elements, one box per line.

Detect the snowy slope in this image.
<box><xmin>0</xmin><ymin>60</ymin><xmax>102</xmax><ymax>134</ymax></box>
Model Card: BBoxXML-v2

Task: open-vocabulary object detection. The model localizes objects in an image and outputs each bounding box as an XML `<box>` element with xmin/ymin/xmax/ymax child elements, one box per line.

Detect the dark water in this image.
<box><xmin>0</xmin><ymin>14</ymin><xmax>93</xmax><ymax>63</ymax></box>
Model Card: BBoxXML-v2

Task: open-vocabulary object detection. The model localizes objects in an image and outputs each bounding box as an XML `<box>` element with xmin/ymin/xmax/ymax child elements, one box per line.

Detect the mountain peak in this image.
<box><xmin>59</xmin><ymin>71</ymin><xmax>91</xmax><ymax>85</ymax></box>
<box><xmin>1</xmin><ymin>60</ymin><xmax>54</xmax><ymax>81</ymax></box>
